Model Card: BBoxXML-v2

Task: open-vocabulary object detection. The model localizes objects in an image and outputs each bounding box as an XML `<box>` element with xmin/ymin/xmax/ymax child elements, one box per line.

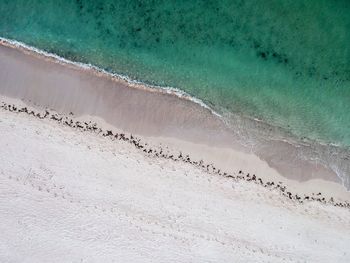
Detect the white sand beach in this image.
<box><xmin>0</xmin><ymin>107</ymin><xmax>350</xmax><ymax>262</ymax></box>
<box><xmin>0</xmin><ymin>40</ymin><xmax>350</xmax><ymax>262</ymax></box>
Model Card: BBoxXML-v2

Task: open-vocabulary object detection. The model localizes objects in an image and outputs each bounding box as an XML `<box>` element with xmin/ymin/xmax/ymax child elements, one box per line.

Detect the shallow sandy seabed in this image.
<box><xmin>0</xmin><ymin>107</ymin><xmax>350</xmax><ymax>262</ymax></box>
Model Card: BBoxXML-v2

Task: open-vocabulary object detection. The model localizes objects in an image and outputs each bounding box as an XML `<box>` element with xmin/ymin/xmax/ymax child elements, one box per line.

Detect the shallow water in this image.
<box><xmin>0</xmin><ymin>1</ymin><xmax>350</xmax><ymax>183</ymax></box>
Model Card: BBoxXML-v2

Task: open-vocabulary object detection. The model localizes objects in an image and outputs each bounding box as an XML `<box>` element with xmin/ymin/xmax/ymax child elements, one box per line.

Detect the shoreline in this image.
<box><xmin>0</xmin><ymin>39</ymin><xmax>349</xmax><ymax>201</ymax></box>
<box><xmin>2</xmin><ymin>36</ymin><xmax>343</xmax><ymax>149</ymax></box>
<box><xmin>0</xmin><ymin>37</ymin><xmax>222</xmax><ymax>118</ymax></box>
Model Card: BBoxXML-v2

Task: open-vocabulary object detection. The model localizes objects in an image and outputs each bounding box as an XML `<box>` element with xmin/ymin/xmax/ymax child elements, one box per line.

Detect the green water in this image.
<box><xmin>1</xmin><ymin>0</ymin><xmax>350</xmax><ymax>146</ymax></box>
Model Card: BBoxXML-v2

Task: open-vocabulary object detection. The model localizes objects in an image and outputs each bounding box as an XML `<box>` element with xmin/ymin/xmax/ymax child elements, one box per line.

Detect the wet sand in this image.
<box><xmin>0</xmin><ymin>41</ymin><xmax>349</xmax><ymax>202</ymax></box>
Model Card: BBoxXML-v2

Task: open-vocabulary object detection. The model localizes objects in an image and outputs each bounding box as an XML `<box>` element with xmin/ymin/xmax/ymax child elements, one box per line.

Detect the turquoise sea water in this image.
<box><xmin>0</xmin><ymin>0</ymin><xmax>349</xmax><ymax>148</ymax></box>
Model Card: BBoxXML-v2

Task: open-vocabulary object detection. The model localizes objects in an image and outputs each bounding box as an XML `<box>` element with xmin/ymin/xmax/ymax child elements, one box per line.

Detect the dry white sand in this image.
<box><xmin>0</xmin><ymin>108</ymin><xmax>350</xmax><ymax>263</ymax></box>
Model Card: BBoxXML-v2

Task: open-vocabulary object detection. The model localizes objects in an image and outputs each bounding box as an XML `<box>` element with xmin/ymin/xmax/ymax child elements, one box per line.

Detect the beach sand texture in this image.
<box><xmin>0</xmin><ymin>106</ymin><xmax>350</xmax><ymax>263</ymax></box>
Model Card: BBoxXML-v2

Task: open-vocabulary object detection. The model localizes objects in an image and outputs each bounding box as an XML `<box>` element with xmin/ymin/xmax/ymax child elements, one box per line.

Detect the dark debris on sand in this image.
<box><xmin>1</xmin><ymin>101</ymin><xmax>349</xmax><ymax>210</ymax></box>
